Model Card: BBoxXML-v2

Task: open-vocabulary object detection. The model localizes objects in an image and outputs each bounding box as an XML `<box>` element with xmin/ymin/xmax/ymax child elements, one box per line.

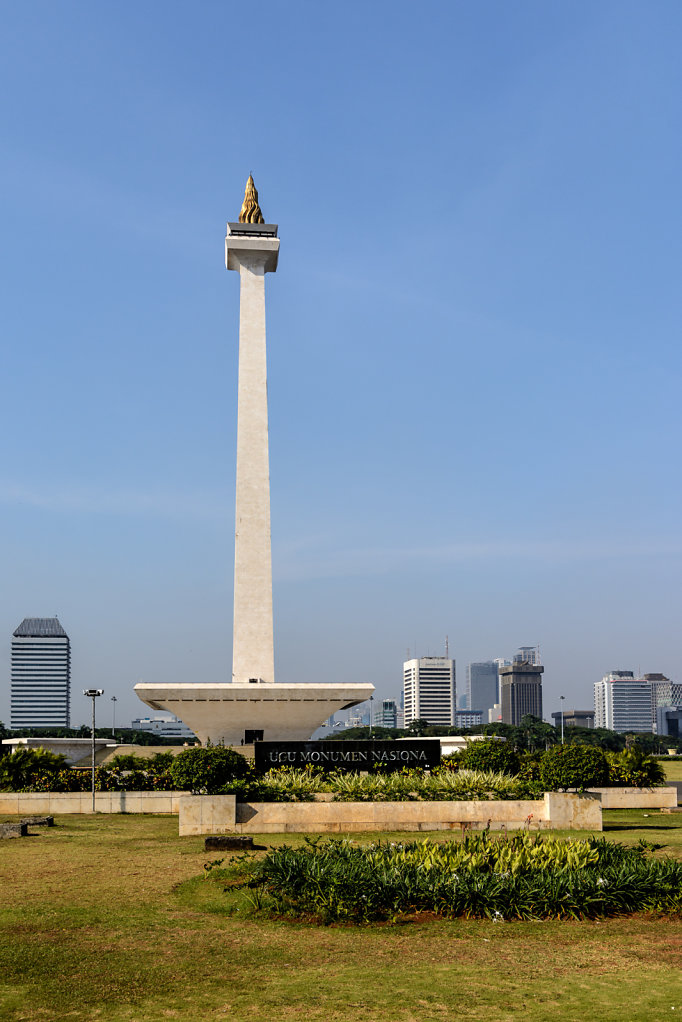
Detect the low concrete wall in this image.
<box><xmin>0</xmin><ymin>792</ymin><xmax>187</xmax><ymax>814</ymax></box>
<box><xmin>590</xmin><ymin>786</ymin><xmax>678</xmax><ymax>810</ymax></box>
<box><xmin>178</xmin><ymin>792</ymin><xmax>602</xmax><ymax>836</ymax></box>
<box><xmin>667</xmin><ymin>781</ymin><xmax>682</xmax><ymax>805</ymax></box>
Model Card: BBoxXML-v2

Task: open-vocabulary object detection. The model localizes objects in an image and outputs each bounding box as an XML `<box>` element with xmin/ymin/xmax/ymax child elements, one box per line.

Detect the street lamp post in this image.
<box><xmin>83</xmin><ymin>689</ymin><xmax>104</xmax><ymax>812</ymax></box>
<box><xmin>111</xmin><ymin>695</ymin><xmax>117</xmax><ymax>738</ymax></box>
<box><xmin>369</xmin><ymin>695</ymin><xmax>374</xmax><ymax>738</ymax></box>
<box><xmin>559</xmin><ymin>695</ymin><xmax>565</xmax><ymax>745</ymax></box>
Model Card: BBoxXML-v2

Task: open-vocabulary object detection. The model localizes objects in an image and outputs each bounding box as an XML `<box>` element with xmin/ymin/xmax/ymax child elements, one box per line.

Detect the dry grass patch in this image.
<box><xmin>0</xmin><ymin>813</ymin><xmax>680</xmax><ymax>1021</ymax></box>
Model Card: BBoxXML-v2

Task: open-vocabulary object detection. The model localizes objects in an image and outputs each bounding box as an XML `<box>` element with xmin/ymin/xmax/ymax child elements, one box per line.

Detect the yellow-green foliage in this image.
<box><xmin>382</xmin><ymin>832</ymin><xmax>600</xmax><ymax>874</ymax></box>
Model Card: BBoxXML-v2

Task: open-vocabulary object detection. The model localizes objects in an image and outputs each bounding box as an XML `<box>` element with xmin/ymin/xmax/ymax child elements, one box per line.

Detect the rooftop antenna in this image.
<box><xmin>445</xmin><ymin>635</ymin><xmax>449</xmax><ymax>659</ymax></box>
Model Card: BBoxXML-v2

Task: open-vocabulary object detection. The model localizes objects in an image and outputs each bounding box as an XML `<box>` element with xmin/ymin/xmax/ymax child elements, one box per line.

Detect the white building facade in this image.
<box><xmin>403</xmin><ymin>658</ymin><xmax>456</xmax><ymax>728</ymax></box>
<box><xmin>11</xmin><ymin>618</ymin><xmax>71</xmax><ymax>729</ymax></box>
<box><xmin>130</xmin><ymin>714</ymin><xmax>196</xmax><ymax>740</ymax></box>
<box><xmin>594</xmin><ymin>671</ymin><xmax>653</xmax><ymax>732</ymax></box>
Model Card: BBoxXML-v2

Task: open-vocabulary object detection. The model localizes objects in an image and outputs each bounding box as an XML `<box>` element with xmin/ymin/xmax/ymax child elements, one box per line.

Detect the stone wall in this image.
<box><xmin>591</xmin><ymin>786</ymin><xmax>678</xmax><ymax>809</ymax></box>
<box><xmin>178</xmin><ymin>792</ymin><xmax>603</xmax><ymax>836</ymax></box>
<box><xmin>0</xmin><ymin>792</ymin><xmax>187</xmax><ymax>814</ymax></box>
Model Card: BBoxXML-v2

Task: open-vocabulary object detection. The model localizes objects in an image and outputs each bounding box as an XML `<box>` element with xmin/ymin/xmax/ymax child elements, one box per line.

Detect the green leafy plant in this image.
<box><xmin>539</xmin><ymin>744</ymin><xmax>608</xmax><ymax>791</ymax></box>
<box><xmin>237</xmin><ymin>834</ymin><xmax>682</xmax><ymax>923</ymax></box>
<box><xmin>457</xmin><ymin>739</ymin><xmax>520</xmax><ymax>776</ymax></box>
<box><xmin>606</xmin><ymin>746</ymin><xmax>666</xmax><ymax>787</ymax></box>
<box><xmin>0</xmin><ymin>747</ymin><xmax>69</xmax><ymax>791</ymax></box>
<box><xmin>169</xmin><ymin>745</ymin><xmax>249</xmax><ymax>794</ymax></box>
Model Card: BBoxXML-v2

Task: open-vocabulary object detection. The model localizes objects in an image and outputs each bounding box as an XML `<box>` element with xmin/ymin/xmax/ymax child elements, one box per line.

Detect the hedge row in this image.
<box><xmin>449</xmin><ymin>740</ymin><xmax>666</xmax><ymax>789</ymax></box>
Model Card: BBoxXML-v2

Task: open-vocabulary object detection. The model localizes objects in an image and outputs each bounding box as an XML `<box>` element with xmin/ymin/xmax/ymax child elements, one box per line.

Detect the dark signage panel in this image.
<box><xmin>254</xmin><ymin>739</ymin><xmax>440</xmax><ymax>773</ymax></box>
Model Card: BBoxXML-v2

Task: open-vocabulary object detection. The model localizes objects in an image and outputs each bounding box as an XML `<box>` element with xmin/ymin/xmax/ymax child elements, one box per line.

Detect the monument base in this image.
<box><xmin>134</xmin><ymin>682</ymin><xmax>374</xmax><ymax>746</ymax></box>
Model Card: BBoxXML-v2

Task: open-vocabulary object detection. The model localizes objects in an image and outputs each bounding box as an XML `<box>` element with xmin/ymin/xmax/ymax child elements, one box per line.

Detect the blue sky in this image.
<box><xmin>1</xmin><ymin>1</ymin><xmax>681</xmax><ymax>727</ymax></box>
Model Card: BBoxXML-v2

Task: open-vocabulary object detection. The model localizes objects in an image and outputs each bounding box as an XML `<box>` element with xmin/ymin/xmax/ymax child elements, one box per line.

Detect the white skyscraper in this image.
<box><xmin>403</xmin><ymin>657</ymin><xmax>456</xmax><ymax>727</ymax></box>
<box><xmin>11</xmin><ymin>618</ymin><xmax>71</xmax><ymax>729</ymax></box>
<box><xmin>594</xmin><ymin>671</ymin><xmax>653</xmax><ymax>733</ymax></box>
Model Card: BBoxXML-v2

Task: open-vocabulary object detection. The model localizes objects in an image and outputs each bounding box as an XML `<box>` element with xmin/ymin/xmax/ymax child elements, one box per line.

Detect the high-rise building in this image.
<box><xmin>499</xmin><ymin>662</ymin><xmax>543</xmax><ymax>725</ymax></box>
<box><xmin>593</xmin><ymin>671</ymin><xmax>653</xmax><ymax>733</ymax></box>
<box><xmin>374</xmin><ymin>699</ymin><xmax>398</xmax><ymax>728</ymax></box>
<box><xmin>455</xmin><ymin>709</ymin><xmax>483</xmax><ymax>728</ymax></box>
<box><xmin>11</xmin><ymin>618</ymin><xmax>71</xmax><ymax>729</ymax></box>
<box><xmin>513</xmin><ymin>646</ymin><xmax>541</xmax><ymax>666</ymax></box>
<box><xmin>466</xmin><ymin>661</ymin><xmax>499</xmax><ymax>714</ymax></box>
<box><xmin>550</xmin><ymin>709</ymin><xmax>595</xmax><ymax>729</ymax></box>
<box><xmin>403</xmin><ymin>658</ymin><xmax>456</xmax><ymax>727</ymax></box>
<box><xmin>644</xmin><ymin>674</ymin><xmax>682</xmax><ymax>733</ymax></box>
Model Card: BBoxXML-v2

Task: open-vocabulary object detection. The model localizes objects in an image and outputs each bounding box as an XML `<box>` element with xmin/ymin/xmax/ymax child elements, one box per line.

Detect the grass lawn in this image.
<box><xmin>664</xmin><ymin>759</ymin><xmax>682</xmax><ymax>781</ymax></box>
<box><xmin>0</xmin><ymin>812</ymin><xmax>681</xmax><ymax>1021</ymax></box>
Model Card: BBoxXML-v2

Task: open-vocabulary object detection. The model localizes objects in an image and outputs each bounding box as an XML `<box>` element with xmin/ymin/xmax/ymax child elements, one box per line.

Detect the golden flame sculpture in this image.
<box><xmin>239</xmin><ymin>174</ymin><xmax>265</xmax><ymax>224</ymax></box>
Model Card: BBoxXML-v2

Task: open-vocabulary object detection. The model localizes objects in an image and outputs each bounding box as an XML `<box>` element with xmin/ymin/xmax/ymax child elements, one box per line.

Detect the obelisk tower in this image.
<box><xmin>225</xmin><ymin>176</ymin><xmax>280</xmax><ymax>684</ymax></box>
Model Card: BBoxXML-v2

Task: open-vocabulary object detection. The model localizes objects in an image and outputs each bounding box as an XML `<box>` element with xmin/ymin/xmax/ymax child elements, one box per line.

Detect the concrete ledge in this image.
<box><xmin>178</xmin><ymin>792</ymin><xmax>602</xmax><ymax>836</ymax></box>
<box><xmin>0</xmin><ymin>792</ymin><xmax>188</xmax><ymax>815</ymax></box>
<box><xmin>588</xmin><ymin>786</ymin><xmax>678</xmax><ymax>810</ymax></box>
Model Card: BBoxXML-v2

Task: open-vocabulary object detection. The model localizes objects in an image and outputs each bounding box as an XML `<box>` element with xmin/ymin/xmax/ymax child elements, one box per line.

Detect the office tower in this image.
<box><xmin>644</xmin><ymin>674</ymin><xmax>682</xmax><ymax>733</ymax></box>
<box><xmin>550</xmin><ymin>709</ymin><xmax>595</xmax><ymax>729</ymax></box>
<box><xmin>403</xmin><ymin>657</ymin><xmax>456</xmax><ymax>727</ymax></box>
<box><xmin>11</xmin><ymin>618</ymin><xmax>71</xmax><ymax>728</ymax></box>
<box><xmin>455</xmin><ymin>709</ymin><xmax>483</xmax><ymax>728</ymax></box>
<box><xmin>374</xmin><ymin>699</ymin><xmax>398</xmax><ymax>728</ymax></box>
<box><xmin>499</xmin><ymin>662</ymin><xmax>543</xmax><ymax>725</ymax></box>
<box><xmin>466</xmin><ymin>661</ymin><xmax>499</xmax><ymax>714</ymax></box>
<box><xmin>593</xmin><ymin>671</ymin><xmax>653</xmax><ymax>733</ymax></box>
<box><xmin>513</xmin><ymin>646</ymin><xmax>541</xmax><ymax>666</ymax></box>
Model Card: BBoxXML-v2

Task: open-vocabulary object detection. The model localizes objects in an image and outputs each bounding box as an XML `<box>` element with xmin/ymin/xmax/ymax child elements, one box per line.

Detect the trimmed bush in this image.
<box><xmin>539</xmin><ymin>744</ymin><xmax>608</xmax><ymax>791</ymax></box>
<box><xmin>517</xmin><ymin>752</ymin><xmax>543</xmax><ymax>782</ymax></box>
<box><xmin>458</xmin><ymin>739</ymin><xmax>520</xmax><ymax>776</ymax></box>
<box><xmin>169</xmin><ymin>745</ymin><xmax>249</xmax><ymax>794</ymax></box>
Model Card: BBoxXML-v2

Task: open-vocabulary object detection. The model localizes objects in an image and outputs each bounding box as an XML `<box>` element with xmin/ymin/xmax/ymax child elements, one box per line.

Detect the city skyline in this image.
<box><xmin>2</xmin><ymin>3</ymin><xmax>682</xmax><ymax>727</ymax></box>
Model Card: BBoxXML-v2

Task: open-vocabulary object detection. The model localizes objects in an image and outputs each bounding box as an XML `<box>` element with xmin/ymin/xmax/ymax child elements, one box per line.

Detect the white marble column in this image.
<box><xmin>226</xmin><ymin>226</ymin><xmax>279</xmax><ymax>684</ymax></box>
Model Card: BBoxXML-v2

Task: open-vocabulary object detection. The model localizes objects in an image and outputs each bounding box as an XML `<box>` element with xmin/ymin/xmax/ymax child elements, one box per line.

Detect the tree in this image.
<box><xmin>406</xmin><ymin>719</ymin><xmax>430</xmax><ymax>737</ymax></box>
<box><xmin>519</xmin><ymin>715</ymin><xmax>558</xmax><ymax>752</ymax></box>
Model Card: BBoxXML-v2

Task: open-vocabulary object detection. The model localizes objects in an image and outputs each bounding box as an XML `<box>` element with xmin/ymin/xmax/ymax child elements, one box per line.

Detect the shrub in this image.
<box><xmin>458</xmin><ymin>739</ymin><xmax>520</xmax><ymax>776</ymax></box>
<box><xmin>0</xmin><ymin>747</ymin><xmax>69</xmax><ymax>791</ymax></box>
<box><xmin>169</xmin><ymin>745</ymin><xmax>249</xmax><ymax>793</ymax></box>
<box><xmin>606</xmin><ymin>746</ymin><xmax>666</xmax><ymax>787</ymax></box>
<box><xmin>517</xmin><ymin>752</ymin><xmax>543</xmax><ymax>782</ymax></box>
<box><xmin>236</xmin><ymin>834</ymin><xmax>682</xmax><ymax>923</ymax></box>
<box><xmin>107</xmin><ymin>753</ymin><xmax>149</xmax><ymax>771</ymax></box>
<box><xmin>539</xmin><ymin>744</ymin><xmax>608</xmax><ymax>791</ymax></box>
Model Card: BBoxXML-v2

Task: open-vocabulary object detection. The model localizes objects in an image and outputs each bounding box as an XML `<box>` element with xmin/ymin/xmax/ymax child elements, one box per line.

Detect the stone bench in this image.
<box><xmin>20</xmin><ymin>816</ymin><xmax>54</xmax><ymax>827</ymax></box>
<box><xmin>204</xmin><ymin>835</ymin><xmax>255</xmax><ymax>851</ymax></box>
<box><xmin>0</xmin><ymin>822</ymin><xmax>28</xmax><ymax>839</ymax></box>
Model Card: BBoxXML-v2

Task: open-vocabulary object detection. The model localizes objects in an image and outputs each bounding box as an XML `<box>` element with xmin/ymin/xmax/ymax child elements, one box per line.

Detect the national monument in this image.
<box><xmin>135</xmin><ymin>178</ymin><xmax>373</xmax><ymax>743</ymax></box>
